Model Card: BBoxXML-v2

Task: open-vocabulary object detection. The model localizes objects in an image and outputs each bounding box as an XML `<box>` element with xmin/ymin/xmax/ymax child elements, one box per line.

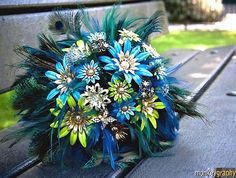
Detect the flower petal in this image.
<box><xmin>63</xmin><ymin>56</ymin><xmax>69</xmax><ymax>68</ymax></box>
<box><xmin>59</xmin><ymin>127</ymin><xmax>70</xmax><ymax>138</ymax></box>
<box><xmin>104</xmin><ymin>63</ymin><xmax>117</xmax><ymax>71</ymax></box>
<box><xmin>114</xmin><ymin>41</ymin><xmax>122</xmax><ymax>53</ymax></box>
<box><xmin>124</xmin><ymin>73</ymin><xmax>132</xmax><ymax>83</ymax></box>
<box><xmin>70</xmin><ymin>131</ymin><xmax>77</xmax><ymax>145</ymax></box>
<box><xmin>149</xmin><ymin>116</ymin><xmax>157</xmax><ymax>129</ymax></box>
<box><xmin>124</xmin><ymin>40</ymin><xmax>131</xmax><ymax>53</ymax></box>
<box><xmin>136</xmin><ymin>68</ymin><xmax>153</xmax><ymax>77</ymax></box>
<box><xmin>99</xmin><ymin>56</ymin><xmax>113</xmax><ymax>63</ymax></box>
<box><xmin>55</xmin><ymin>62</ymin><xmax>65</xmax><ymax>74</ymax></box>
<box><xmin>133</xmin><ymin>75</ymin><xmax>142</xmax><ymax>85</ymax></box>
<box><xmin>72</xmin><ymin>91</ymin><xmax>80</xmax><ymax>101</ymax></box>
<box><xmin>109</xmin><ymin>46</ymin><xmax>118</xmax><ymax>58</ymax></box>
<box><xmin>130</xmin><ymin>46</ymin><xmax>140</xmax><ymax>57</ymax></box>
<box><xmin>47</xmin><ymin>88</ymin><xmax>60</xmax><ymax>100</ymax></box>
<box><xmin>59</xmin><ymin>92</ymin><xmax>68</xmax><ymax>105</ymax></box>
<box><xmin>45</xmin><ymin>71</ymin><xmax>58</xmax><ymax>80</ymax></box>
<box><xmin>136</xmin><ymin>52</ymin><xmax>150</xmax><ymax>62</ymax></box>
<box><xmin>67</xmin><ymin>95</ymin><xmax>76</xmax><ymax>108</ymax></box>
<box><xmin>78</xmin><ymin>130</ymin><xmax>87</xmax><ymax>148</ymax></box>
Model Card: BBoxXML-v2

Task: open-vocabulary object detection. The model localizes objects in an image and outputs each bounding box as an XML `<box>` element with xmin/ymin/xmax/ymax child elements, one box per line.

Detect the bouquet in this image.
<box><xmin>5</xmin><ymin>6</ymin><xmax>201</xmax><ymax>169</ymax></box>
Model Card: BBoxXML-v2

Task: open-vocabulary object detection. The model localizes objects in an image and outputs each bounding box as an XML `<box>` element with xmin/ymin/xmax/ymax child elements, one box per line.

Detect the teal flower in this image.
<box><xmin>50</xmin><ymin>97</ymin><xmax>92</xmax><ymax>147</ymax></box>
<box><xmin>99</xmin><ymin>39</ymin><xmax>153</xmax><ymax>85</ymax></box>
<box><xmin>45</xmin><ymin>57</ymin><xmax>80</xmax><ymax>104</ymax></box>
<box><xmin>112</xmin><ymin>101</ymin><xmax>136</xmax><ymax>121</ymax></box>
<box><xmin>77</xmin><ymin>60</ymin><xmax>100</xmax><ymax>84</ymax></box>
<box><xmin>108</xmin><ymin>79</ymin><xmax>134</xmax><ymax>103</ymax></box>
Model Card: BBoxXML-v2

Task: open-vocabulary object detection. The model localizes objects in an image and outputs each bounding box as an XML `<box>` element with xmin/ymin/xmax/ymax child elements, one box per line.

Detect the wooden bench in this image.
<box><xmin>1</xmin><ymin>45</ymin><xmax>235</xmax><ymax>178</ymax></box>
<box><xmin>1</xmin><ymin>1</ymin><xmax>236</xmax><ymax>177</ymax></box>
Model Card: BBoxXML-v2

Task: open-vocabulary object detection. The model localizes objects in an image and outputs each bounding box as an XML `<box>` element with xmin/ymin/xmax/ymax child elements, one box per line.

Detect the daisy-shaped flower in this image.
<box><xmin>110</xmin><ymin>123</ymin><xmax>128</xmax><ymax>141</ymax></box>
<box><xmin>140</xmin><ymin>80</ymin><xmax>155</xmax><ymax>99</ymax></box>
<box><xmin>77</xmin><ymin>60</ymin><xmax>100</xmax><ymax>84</ymax></box>
<box><xmin>99</xmin><ymin>40</ymin><xmax>153</xmax><ymax>85</ymax></box>
<box><xmin>81</xmin><ymin>83</ymin><xmax>111</xmax><ymax>110</ymax></box>
<box><xmin>45</xmin><ymin>57</ymin><xmax>80</xmax><ymax>104</ymax></box>
<box><xmin>112</xmin><ymin>101</ymin><xmax>136</xmax><ymax>122</ymax></box>
<box><xmin>92</xmin><ymin>110</ymin><xmax>116</xmax><ymax>129</ymax></box>
<box><xmin>63</xmin><ymin>40</ymin><xmax>91</xmax><ymax>63</ymax></box>
<box><xmin>142</xmin><ymin>43</ymin><xmax>160</xmax><ymax>58</ymax></box>
<box><xmin>50</xmin><ymin>97</ymin><xmax>92</xmax><ymax>147</ymax></box>
<box><xmin>88</xmin><ymin>32</ymin><xmax>109</xmax><ymax>52</ymax></box>
<box><xmin>118</xmin><ymin>28</ymin><xmax>141</xmax><ymax>44</ymax></box>
<box><xmin>136</xmin><ymin>95</ymin><xmax>165</xmax><ymax>130</ymax></box>
<box><xmin>108</xmin><ymin>79</ymin><xmax>134</xmax><ymax>103</ymax></box>
<box><xmin>154</xmin><ymin>65</ymin><xmax>167</xmax><ymax>80</ymax></box>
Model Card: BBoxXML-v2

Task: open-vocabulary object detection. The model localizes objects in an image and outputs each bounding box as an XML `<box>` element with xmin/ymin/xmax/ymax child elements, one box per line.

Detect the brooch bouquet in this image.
<box><xmin>4</xmin><ymin>6</ymin><xmax>201</xmax><ymax>169</ymax></box>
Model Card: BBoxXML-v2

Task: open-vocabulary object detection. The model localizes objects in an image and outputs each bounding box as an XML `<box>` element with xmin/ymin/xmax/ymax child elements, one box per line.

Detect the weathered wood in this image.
<box><xmin>173</xmin><ymin>46</ymin><xmax>236</xmax><ymax>98</ymax></box>
<box><xmin>126</xmin><ymin>55</ymin><xmax>236</xmax><ymax>178</ymax></box>
<box><xmin>0</xmin><ymin>1</ymin><xmax>168</xmax><ymax>91</ymax></box>
<box><xmin>0</xmin><ymin>0</ymin><xmax>136</xmax><ymax>9</ymax></box>
<box><xmin>8</xmin><ymin>46</ymin><xmax>235</xmax><ymax>178</ymax></box>
<box><xmin>0</xmin><ymin>125</ymin><xmax>30</xmax><ymax>176</ymax></box>
<box><xmin>162</xmin><ymin>48</ymin><xmax>201</xmax><ymax>66</ymax></box>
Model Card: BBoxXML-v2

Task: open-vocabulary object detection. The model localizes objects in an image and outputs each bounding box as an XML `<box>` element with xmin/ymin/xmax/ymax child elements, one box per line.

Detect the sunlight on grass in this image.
<box><xmin>0</xmin><ymin>90</ymin><xmax>18</xmax><ymax>130</ymax></box>
<box><xmin>151</xmin><ymin>30</ymin><xmax>236</xmax><ymax>53</ymax></box>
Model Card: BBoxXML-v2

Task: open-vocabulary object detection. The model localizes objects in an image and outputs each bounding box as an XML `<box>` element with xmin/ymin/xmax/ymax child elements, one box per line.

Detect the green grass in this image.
<box><xmin>0</xmin><ymin>90</ymin><xmax>19</xmax><ymax>130</ymax></box>
<box><xmin>151</xmin><ymin>30</ymin><xmax>236</xmax><ymax>53</ymax></box>
<box><xmin>0</xmin><ymin>30</ymin><xmax>236</xmax><ymax>131</ymax></box>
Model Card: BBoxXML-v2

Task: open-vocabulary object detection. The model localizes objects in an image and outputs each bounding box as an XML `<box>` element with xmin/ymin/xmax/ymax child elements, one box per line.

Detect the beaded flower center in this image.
<box><xmin>120</xmin><ymin>61</ymin><xmax>130</xmax><ymax>70</ymax></box>
<box><xmin>120</xmin><ymin>106</ymin><xmax>130</xmax><ymax>114</ymax></box>
<box><xmin>115</xmin><ymin>51</ymin><xmax>138</xmax><ymax>74</ymax></box>
<box><xmin>117</xmin><ymin>86</ymin><xmax>125</xmax><ymax>94</ymax></box>
<box><xmin>65</xmin><ymin>111</ymin><xmax>88</xmax><ymax>133</ymax></box>
<box><xmin>86</xmin><ymin>69</ymin><xmax>96</xmax><ymax>76</ymax></box>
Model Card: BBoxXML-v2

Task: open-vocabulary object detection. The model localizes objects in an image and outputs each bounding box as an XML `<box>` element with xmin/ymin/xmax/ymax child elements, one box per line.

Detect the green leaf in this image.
<box><xmin>78</xmin><ymin>97</ymin><xmax>85</xmax><ymax>108</ymax></box>
<box><xmin>141</xmin><ymin>119</ymin><xmax>145</xmax><ymax>131</ymax></box>
<box><xmin>136</xmin><ymin>105</ymin><xmax>142</xmax><ymax>112</ymax></box>
<box><xmin>148</xmin><ymin>116</ymin><xmax>157</xmax><ymax>129</ymax></box>
<box><xmin>59</xmin><ymin>127</ymin><xmax>70</xmax><ymax>138</ymax></box>
<box><xmin>56</xmin><ymin>98</ymin><xmax>63</xmax><ymax>109</ymax></box>
<box><xmin>154</xmin><ymin>102</ymin><xmax>165</xmax><ymax>109</ymax></box>
<box><xmin>67</xmin><ymin>95</ymin><xmax>76</xmax><ymax>108</ymax></box>
<box><xmin>78</xmin><ymin>130</ymin><xmax>87</xmax><ymax>147</ymax></box>
<box><xmin>108</xmin><ymin>82</ymin><xmax>113</xmax><ymax>87</ymax></box>
<box><xmin>70</xmin><ymin>131</ymin><xmax>77</xmax><ymax>145</ymax></box>
<box><xmin>50</xmin><ymin>121</ymin><xmax>59</xmax><ymax>128</ymax></box>
<box><xmin>50</xmin><ymin>108</ymin><xmax>60</xmax><ymax>116</ymax></box>
<box><xmin>153</xmin><ymin>110</ymin><xmax>159</xmax><ymax>119</ymax></box>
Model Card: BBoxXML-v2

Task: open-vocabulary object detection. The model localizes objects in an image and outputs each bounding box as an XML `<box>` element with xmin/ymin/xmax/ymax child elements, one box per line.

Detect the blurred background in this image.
<box><xmin>0</xmin><ymin>0</ymin><xmax>235</xmax><ymax>130</ymax></box>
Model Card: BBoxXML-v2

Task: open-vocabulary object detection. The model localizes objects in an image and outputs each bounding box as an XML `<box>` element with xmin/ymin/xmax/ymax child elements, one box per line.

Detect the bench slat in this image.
<box><xmin>126</xmin><ymin>53</ymin><xmax>236</xmax><ymax>178</ymax></box>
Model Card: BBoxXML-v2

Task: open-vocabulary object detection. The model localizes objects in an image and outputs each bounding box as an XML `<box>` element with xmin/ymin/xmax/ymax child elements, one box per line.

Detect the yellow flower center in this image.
<box><xmin>121</xmin><ymin>106</ymin><xmax>129</xmax><ymax>112</ymax></box>
<box><xmin>120</xmin><ymin>61</ymin><xmax>130</xmax><ymax>70</ymax></box>
<box><xmin>86</xmin><ymin>69</ymin><xmax>95</xmax><ymax>76</ymax></box>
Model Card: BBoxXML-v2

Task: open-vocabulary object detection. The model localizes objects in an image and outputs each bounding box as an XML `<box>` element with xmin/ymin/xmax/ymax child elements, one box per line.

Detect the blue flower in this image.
<box><xmin>112</xmin><ymin>101</ymin><xmax>136</xmax><ymax>122</ymax></box>
<box><xmin>77</xmin><ymin>60</ymin><xmax>100</xmax><ymax>84</ymax></box>
<box><xmin>99</xmin><ymin>40</ymin><xmax>153</xmax><ymax>85</ymax></box>
<box><xmin>45</xmin><ymin>57</ymin><xmax>80</xmax><ymax>104</ymax></box>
